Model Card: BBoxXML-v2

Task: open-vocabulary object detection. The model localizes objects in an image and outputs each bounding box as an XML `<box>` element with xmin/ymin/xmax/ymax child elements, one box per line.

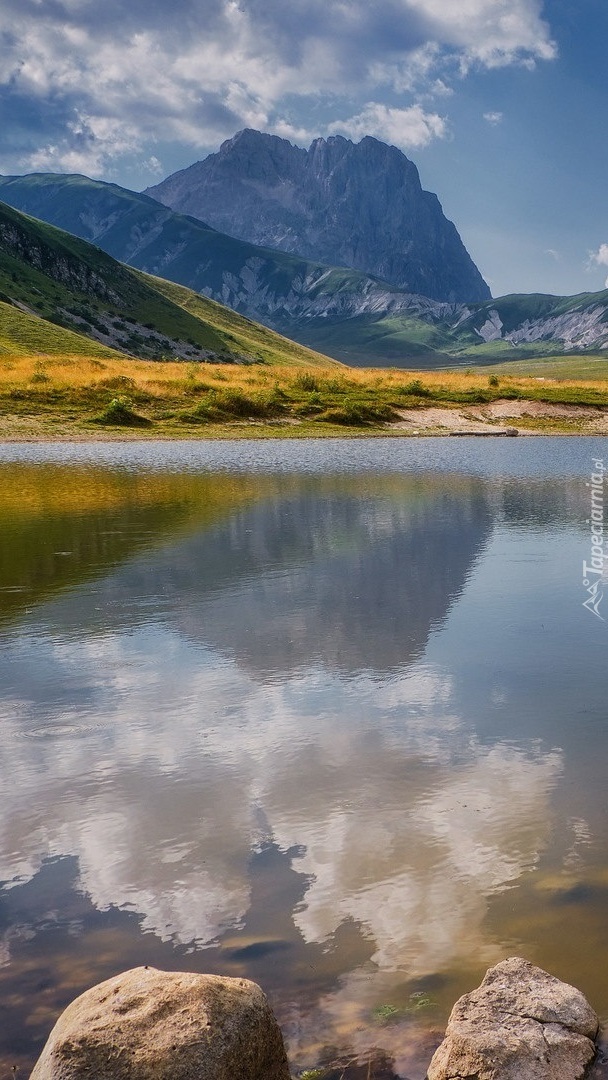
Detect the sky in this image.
<box><xmin>0</xmin><ymin>0</ymin><xmax>607</xmax><ymax>298</ymax></box>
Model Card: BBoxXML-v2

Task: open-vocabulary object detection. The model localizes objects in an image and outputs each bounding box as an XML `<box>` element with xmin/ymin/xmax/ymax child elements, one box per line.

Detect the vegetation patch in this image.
<box><xmin>92</xmin><ymin>396</ymin><xmax>152</xmax><ymax>427</ymax></box>
<box><xmin>183</xmin><ymin>387</ymin><xmax>286</xmax><ymax>422</ymax></box>
<box><xmin>313</xmin><ymin>399</ymin><xmax>398</xmax><ymax>425</ymax></box>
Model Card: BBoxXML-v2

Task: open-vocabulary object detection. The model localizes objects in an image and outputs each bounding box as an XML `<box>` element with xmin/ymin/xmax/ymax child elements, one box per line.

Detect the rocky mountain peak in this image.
<box><xmin>147</xmin><ymin>128</ymin><xmax>491</xmax><ymax>302</ymax></box>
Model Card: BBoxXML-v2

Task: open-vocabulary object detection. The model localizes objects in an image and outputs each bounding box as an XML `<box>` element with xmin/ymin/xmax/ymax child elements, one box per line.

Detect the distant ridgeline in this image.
<box><xmin>2</xmin><ymin>150</ymin><xmax>608</xmax><ymax>367</ymax></box>
<box><xmin>0</xmin><ymin>198</ymin><xmax>336</xmax><ymax>367</ymax></box>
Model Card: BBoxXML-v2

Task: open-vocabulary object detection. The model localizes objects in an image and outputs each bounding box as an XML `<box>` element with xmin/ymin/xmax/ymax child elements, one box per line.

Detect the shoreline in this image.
<box><xmin>1</xmin><ymin>356</ymin><xmax>607</xmax><ymax>441</ymax></box>
<box><xmin>0</xmin><ymin>428</ymin><xmax>601</xmax><ymax>442</ymax></box>
<box><xmin>1</xmin><ymin>400</ymin><xmax>608</xmax><ymax>441</ymax></box>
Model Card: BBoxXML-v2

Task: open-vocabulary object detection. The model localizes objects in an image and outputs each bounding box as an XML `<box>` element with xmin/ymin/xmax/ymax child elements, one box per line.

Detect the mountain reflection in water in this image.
<box><xmin>0</xmin><ymin>449</ymin><xmax>605</xmax><ymax>1080</ymax></box>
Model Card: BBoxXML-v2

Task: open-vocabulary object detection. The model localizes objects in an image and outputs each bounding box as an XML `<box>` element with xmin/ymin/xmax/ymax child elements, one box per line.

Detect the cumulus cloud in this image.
<box><xmin>588</xmin><ymin>243</ymin><xmax>608</xmax><ymax>288</ymax></box>
<box><xmin>589</xmin><ymin>243</ymin><xmax>608</xmax><ymax>267</ymax></box>
<box><xmin>483</xmin><ymin>111</ymin><xmax>504</xmax><ymax>125</ymax></box>
<box><xmin>407</xmin><ymin>0</ymin><xmax>556</xmax><ymax>71</ymax></box>
<box><xmin>0</xmin><ymin>0</ymin><xmax>557</xmax><ymax>177</ymax></box>
<box><xmin>328</xmin><ymin>103</ymin><xmax>447</xmax><ymax>150</ymax></box>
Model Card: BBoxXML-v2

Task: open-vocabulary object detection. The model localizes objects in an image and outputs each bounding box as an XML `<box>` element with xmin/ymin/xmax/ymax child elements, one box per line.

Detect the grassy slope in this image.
<box><xmin>0</xmin><ymin>200</ymin><xmax>336</xmax><ymax>368</ymax></box>
<box><xmin>0</xmin><ymin>174</ymin><xmax>366</xmax><ymax>303</ymax></box>
<box><xmin>3</xmin><ymin>176</ymin><xmax>608</xmax><ymax>371</ymax></box>
<box><xmin>474</xmin><ymin>353</ymin><xmax>608</xmax><ymax>379</ymax></box>
<box><xmin>3</xmin><ymin>173</ymin><xmax>604</xmax><ymax>370</ymax></box>
<box><xmin>0</xmin><ymin>200</ymin><xmax>228</xmax><ymax>355</ymax></box>
<box><xmin>0</xmin><ymin>301</ymin><xmax>121</xmax><ymax>358</ymax></box>
<box><xmin>0</xmin><ymin>175</ymin><xmax>472</xmax><ymax>366</ymax></box>
<box><xmin>143</xmin><ymin>272</ymin><xmax>340</xmax><ymax>368</ymax></box>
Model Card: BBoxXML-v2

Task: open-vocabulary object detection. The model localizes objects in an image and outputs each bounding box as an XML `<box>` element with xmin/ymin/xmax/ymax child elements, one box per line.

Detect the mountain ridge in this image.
<box><xmin>0</xmin><ymin>197</ymin><xmax>337</xmax><ymax>367</ymax></box>
<box><xmin>145</xmin><ymin>128</ymin><xmax>491</xmax><ymax>304</ymax></box>
<box><xmin>3</xmin><ymin>174</ymin><xmax>608</xmax><ymax>368</ymax></box>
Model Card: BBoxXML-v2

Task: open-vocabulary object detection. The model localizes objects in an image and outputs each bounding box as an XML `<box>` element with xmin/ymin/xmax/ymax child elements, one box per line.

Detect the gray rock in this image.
<box><xmin>426</xmin><ymin>957</ymin><xmax>598</xmax><ymax>1080</ymax></box>
<box><xmin>146</xmin><ymin>128</ymin><xmax>491</xmax><ymax>303</ymax></box>
<box><xmin>30</xmin><ymin>966</ymin><xmax>291</xmax><ymax>1080</ymax></box>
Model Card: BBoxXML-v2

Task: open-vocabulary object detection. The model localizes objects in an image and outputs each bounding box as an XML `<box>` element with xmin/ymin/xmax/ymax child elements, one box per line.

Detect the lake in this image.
<box><xmin>0</xmin><ymin>437</ymin><xmax>606</xmax><ymax>1079</ymax></box>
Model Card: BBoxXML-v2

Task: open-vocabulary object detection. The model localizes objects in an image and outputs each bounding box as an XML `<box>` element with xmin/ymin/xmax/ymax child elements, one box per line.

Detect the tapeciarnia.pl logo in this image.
<box><xmin>582</xmin><ymin>457</ymin><xmax>606</xmax><ymax>620</ymax></box>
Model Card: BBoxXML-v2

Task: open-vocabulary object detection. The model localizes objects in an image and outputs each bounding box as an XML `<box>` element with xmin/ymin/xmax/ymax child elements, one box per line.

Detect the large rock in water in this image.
<box><xmin>427</xmin><ymin>957</ymin><xmax>598</xmax><ymax>1080</ymax></box>
<box><xmin>30</xmin><ymin>967</ymin><xmax>291</xmax><ymax>1080</ymax></box>
<box><xmin>145</xmin><ymin>128</ymin><xmax>491</xmax><ymax>303</ymax></box>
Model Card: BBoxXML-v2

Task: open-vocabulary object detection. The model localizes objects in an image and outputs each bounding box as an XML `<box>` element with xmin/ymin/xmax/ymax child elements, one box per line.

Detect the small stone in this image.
<box><xmin>31</xmin><ymin>966</ymin><xmax>291</xmax><ymax>1080</ymax></box>
<box><xmin>426</xmin><ymin>957</ymin><xmax>598</xmax><ymax>1080</ymax></box>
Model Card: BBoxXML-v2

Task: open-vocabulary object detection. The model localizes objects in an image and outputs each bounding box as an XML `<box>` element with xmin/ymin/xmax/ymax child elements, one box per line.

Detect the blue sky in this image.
<box><xmin>0</xmin><ymin>0</ymin><xmax>606</xmax><ymax>298</ymax></box>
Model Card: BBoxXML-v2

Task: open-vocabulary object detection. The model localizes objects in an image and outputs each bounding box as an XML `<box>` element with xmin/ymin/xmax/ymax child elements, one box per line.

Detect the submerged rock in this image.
<box><xmin>30</xmin><ymin>966</ymin><xmax>291</xmax><ymax>1080</ymax></box>
<box><xmin>427</xmin><ymin>957</ymin><xmax>598</xmax><ymax>1080</ymax></box>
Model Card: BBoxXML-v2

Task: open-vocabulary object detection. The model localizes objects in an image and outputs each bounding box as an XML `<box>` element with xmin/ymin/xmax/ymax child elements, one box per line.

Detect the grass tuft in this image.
<box><xmin>92</xmin><ymin>396</ymin><xmax>152</xmax><ymax>427</ymax></box>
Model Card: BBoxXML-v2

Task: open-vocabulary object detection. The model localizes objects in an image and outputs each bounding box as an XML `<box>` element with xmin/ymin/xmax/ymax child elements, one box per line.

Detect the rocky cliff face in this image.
<box><xmin>145</xmin><ymin>129</ymin><xmax>491</xmax><ymax>303</ymax></box>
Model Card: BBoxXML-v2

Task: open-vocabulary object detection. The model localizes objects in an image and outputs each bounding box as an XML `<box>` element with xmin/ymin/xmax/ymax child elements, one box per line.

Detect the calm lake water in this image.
<box><xmin>0</xmin><ymin>437</ymin><xmax>607</xmax><ymax>1079</ymax></box>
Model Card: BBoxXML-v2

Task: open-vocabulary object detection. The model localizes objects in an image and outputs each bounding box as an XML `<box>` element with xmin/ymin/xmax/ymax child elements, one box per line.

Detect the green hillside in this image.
<box><xmin>0</xmin><ymin>200</ymin><xmax>337</xmax><ymax>367</ymax></box>
<box><xmin>0</xmin><ymin>173</ymin><xmax>349</xmax><ymax>300</ymax></box>
<box><xmin>0</xmin><ymin>300</ymin><xmax>121</xmax><ymax>358</ymax></box>
<box><xmin>137</xmin><ymin>272</ymin><xmax>341</xmax><ymax>367</ymax></box>
<box><xmin>0</xmin><ymin>174</ymin><xmax>458</xmax><ymax>366</ymax></box>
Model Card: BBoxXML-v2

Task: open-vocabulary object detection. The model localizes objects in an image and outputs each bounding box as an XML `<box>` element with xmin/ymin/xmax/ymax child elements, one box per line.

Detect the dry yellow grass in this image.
<box><xmin>0</xmin><ymin>351</ymin><xmax>607</xmax><ymax>438</ymax></box>
<box><xmin>1</xmin><ymin>352</ymin><xmax>608</xmax><ymax>396</ymax></box>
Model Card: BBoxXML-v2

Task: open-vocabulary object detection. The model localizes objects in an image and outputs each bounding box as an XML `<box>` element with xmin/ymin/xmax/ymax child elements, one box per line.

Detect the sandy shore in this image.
<box><xmin>392</xmin><ymin>399</ymin><xmax>608</xmax><ymax>436</ymax></box>
<box><xmin>0</xmin><ymin>399</ymin><xmax>606</xmax><ymax>440</ymax></box>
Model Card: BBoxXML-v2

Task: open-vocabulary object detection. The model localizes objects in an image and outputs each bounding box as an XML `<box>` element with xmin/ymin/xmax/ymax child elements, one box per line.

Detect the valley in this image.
<box><xmin>0</xmin><ymin>131</ymin><xmax>607</xmax><ymax>440</ymax></box>
<box><xmin>2</xmin><ymin>162</ymin><xmax>608</xmax><ymax>371</ymax></box>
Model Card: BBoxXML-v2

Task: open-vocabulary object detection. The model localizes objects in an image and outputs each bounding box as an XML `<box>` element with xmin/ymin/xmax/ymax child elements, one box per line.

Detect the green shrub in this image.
<box><xmin>93</xmin><ymin>396</ymin><xmax>152</xmax><ymax>426</ymax></box>
<box><xmin>97</xmin><ymin>375</ymin><xmax>136</xmax><ymax>391</ymax></box>
<box><xmin>399</xmin><ymin>379</ymin><xmax>432</xmax><ymax>397</ymax></box>
<box><xmin>314</xmin><ymin>399</ymin><xmax>396</xmax><ymax>426</ymax></box>
<box><xmin>182</xmin><ymin>380</ymin><xmax>215</xmax><ymax>397</ymax></box>
<box><xmin>466</xmin><ymin>388</ymin><xmax>492</xmax><ymax>402</ymax></box>
<box><xmin>293</xmin><ymin>371</ymin><xmax>320</xmax><ymax>392</ymax></box>
<box><xmin>187</xmin><ymin>387</ymin><xmax>286</xmax><ymax>422</ymax></box>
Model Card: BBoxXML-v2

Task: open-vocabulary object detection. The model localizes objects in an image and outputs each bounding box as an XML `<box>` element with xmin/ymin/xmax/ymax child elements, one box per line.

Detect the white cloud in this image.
<box><xmin>0</xmin><ymin>0</ymin><xmax>557</xmax><ymax>176</ymax></box>
<box><xmin>328</xmin><ymin>102</ymin><xmax>448</xmax><ymax>150</ymax></box>
<box><xmin>27</xmin><ymin>112</ymin><xmax>145</xmax><ymax>176</ymax></box>
<box><xmin>589</xmin><ymin>243</ymin><xmax>608</xmax><ymax>268</ymax></box>
<box><xmin>406</xmin><ymin>0</ymin><xmax>557</xmax><ymax>70</ymax></box>
<box><xmin>483</xmin><ymin>110</ymin><xmax>503</xmax><ymax>125</ymax></box>
<box><xmin>588</xmin><ymin>244</ymin><xmax>608</xmax><ymax>288</ymax></box>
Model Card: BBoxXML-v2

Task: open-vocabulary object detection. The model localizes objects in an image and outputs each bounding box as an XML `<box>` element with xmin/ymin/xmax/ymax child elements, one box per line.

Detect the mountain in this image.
<box><xmin>0</xmin><ymin>198</ymin><xmax>336</xmax><ymax>367</ymax></box>
<box><xmin>0</xmin><ymin>172</ymin><xmax>471</xmax><ymax>365</ymax></box>
<box><xmin>3</xmin><ymin>175</ymin><xmax>608</xmax><ymax>369</ymax></box>
<box><xmin>145</xmin><ymin>129</ymin><xmax>491</xmax><ymax>304</ymax></box>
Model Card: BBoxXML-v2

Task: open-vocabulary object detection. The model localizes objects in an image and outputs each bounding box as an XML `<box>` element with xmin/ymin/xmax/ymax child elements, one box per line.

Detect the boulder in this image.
<box><xmin>427</xmin><ymin>957</ymin><xmax>598</xmax><ymax>1080</ymax></box>
<box><xmin>30</xmin><ymin>966</ymin><xmax>291</xmax><ymax>1080</ymax></box>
